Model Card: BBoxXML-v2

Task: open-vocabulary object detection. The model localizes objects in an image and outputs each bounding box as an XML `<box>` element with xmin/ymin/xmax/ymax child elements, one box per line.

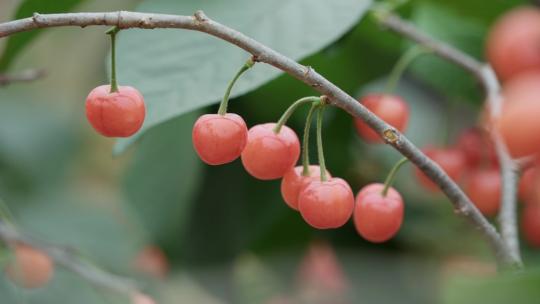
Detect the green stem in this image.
<box><xmin>316</xmin><ymin>105</ymin><xmax>327</xmax><ymax>182</ymax></box>
<box><xmin>384</xmin><ymin>46</ymin><xmax>429</xmax><ymax>95</ymax></box>
<box><xmin>382</xmin><ymin>157</ymin><xmax>409</xmax><ymax>196</ymax></box>
<box><xmin>217</xmin><ymin>58</ymin><xmax>255</xmax><ymax>115</ymax></box>
<box><xmin>301</xmin><ymin>102</ymin><xmax>319</xmax><ymax>176</ymax></box>
<box><xmin>106</xmin><ymin>26</ymin><xmax>120</xmax><ymax>93</ymax></box>
<box><xmin>273</xmin><ymin>96</ymin><xmax>321</xmax><ymax>134</ymax></box>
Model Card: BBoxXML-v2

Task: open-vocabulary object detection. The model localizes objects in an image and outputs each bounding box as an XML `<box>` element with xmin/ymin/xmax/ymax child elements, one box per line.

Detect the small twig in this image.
<box><xmin>0</xmin><ymin>10</ymin><xmax>521</xmax><ymax>269</ymax></box>
<box><xmin>0</xmin><ymin>69</ymin><xmax>45</xmax><ymax>86</ymax></box>
<box><xmin>0</xmin><ymin>220</ymin><xmax>138</xmax><ymax>294</ymax></box>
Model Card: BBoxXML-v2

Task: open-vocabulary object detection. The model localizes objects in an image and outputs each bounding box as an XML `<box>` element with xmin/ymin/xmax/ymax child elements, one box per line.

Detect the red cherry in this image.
<box><xmin>456</xmin><ymin>128</ymin><xmax>498</xmax><ymax>169</ymax></box>
<box><xmin>502</xmin><ymin>72</ymin><xmax>540</xmax><ymax>103</ymax></box>
<box><xmin>496</xmin><ymin>98</ymin><xmax>540</xmax><ymax>158</ymax></box>
<box><xmin>522</xmin><ymin>203</ymin><xmax>540</xmax><ymax>248</ymax></box>
<box><xmin>192</xmin><ymin>113</ymin><xmax>248</xmax><ymax>165</ymax></box>
<box><xmin>464</xmin><ymin>169</ymin><xmax>501</xmax><ymax>216</ymax></box>
<box><xmin>519</xmin><ymin>167</ymin><xmax>538</xmax><ymax>202</ymax></box>
<box><xmin>353</xmin><ymin>183</ymin><xmax>404</xmax><ymax>243</ymax></box>
<box><xmin>298</xmin><ymin>178</ymin><xmax>354</xmax><ymax>229</ymax></box>
<box><xmin>133</xmin><ymin>245</ymin><xmax>169</xmax><ymax>279</ymax></box>
<box><xmin>85</xmin><ymin>85</ymin><xmax>145</xmax><ymax>137</ymax></box>
<box><xmin>354</xmin><ymin>94</ymin><xmax>409</xmax><ymax>143</ymax></box>
<box><xmin>241</xmin><ymin>123</ymin><xmax>300</xmax><ymax>180</ymax></box>
<box><xmin>5</xmin><ymin>243</ymin><xmax>54</xmax><ymax>289</ymax></box>
<box><xmin>415</xmin><ymin>147</ymin><xmax>466</xmax><ymax>191</ymax></box>
<box><xmin>281</xmin><ymin>165</ymin><xmax>331</xmax><ymax>210</ymax></box>
<box><xmin>486</xmin><ymin>6</ymin><xmax>540</xmax><ymax>81</ymax></box>
<box><xmin>296</xmin><ymin>241</ymin><xmax>348</xmax><ymax>293</ymax></box>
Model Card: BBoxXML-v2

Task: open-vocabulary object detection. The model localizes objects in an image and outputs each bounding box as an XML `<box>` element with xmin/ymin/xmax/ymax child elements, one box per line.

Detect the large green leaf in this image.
<box><xmin>123</xmin><ymin>111</ymin><xmax>203</xmax><ymax>244</ymax></box>
<box><xmin>0</xmin><ymin>0</ymin><xmax>86</xmax><ymax>71</ymax></box>
<box><xmin>113</xmin><ymin>0</ymin><xmax>372</xmax><ymax>154</ymax></box>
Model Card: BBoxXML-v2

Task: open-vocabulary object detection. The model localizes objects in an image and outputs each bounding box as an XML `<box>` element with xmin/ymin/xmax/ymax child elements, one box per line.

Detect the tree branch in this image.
<box><xmin>377</xmin><ymin>12</ymin><xmax>522</xmax><ymax>268</ymax></box>
<box><xmin>0</xmin><ymin>220</ymin><xmax>138</xmax><ymax>294</ymax></box>
<box><xmin>0</xmin><ymin>10</ymin><xmax>520</xmax><ymax>269</ymax></box>
<box><xmin>0</xmin><ymin>69</ymin><xmax>45</xmax><ymax>86</ymax></box>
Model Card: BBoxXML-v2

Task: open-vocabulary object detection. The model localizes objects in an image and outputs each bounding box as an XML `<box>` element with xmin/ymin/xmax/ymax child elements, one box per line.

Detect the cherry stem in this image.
<box><xmin>217</xmin><ymin>57</ymin><xmax>255</xmax><ymax>115</ymax></box>
<box><xmin>382</xmin><ymin>157</ymin><xmax>409</xmax><ymax>196</ymax></box>
<box><xmin>316</xmin><ymin>104</ymin><xmax>327</xmax><ymax>182</ymax></box>
<box><xmin>301</xmin><ymin>102</ymin><xmax>319</xmax><ymax>176</ymax></box>
<box><xmin>384</xmin><ymin>46</ymin><xmax>429</xmax><ymax>94</ymax></box>
<box><xmin>106</xmin><ymin>26</ymin><xmax>120</xmax><ymax>93</ymax></box>
<box><xmin>273</xmin><ymin>96</ymin><xmax>321</xmax><ymax>134</ymax></box>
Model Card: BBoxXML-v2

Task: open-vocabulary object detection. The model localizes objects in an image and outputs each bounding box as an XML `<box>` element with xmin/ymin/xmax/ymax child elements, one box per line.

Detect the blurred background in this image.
<box><xmin>0</xmin><ymin>0</ymin><xmax>539</xmax><ymax>303</ymax></box>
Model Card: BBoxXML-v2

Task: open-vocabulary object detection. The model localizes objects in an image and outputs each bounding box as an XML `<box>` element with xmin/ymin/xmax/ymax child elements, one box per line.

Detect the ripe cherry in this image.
<box><xmin>354</xmin><ymin>94</ymin><xmax>409</xmax><ymax>143</ymax></box>
<box><xmin>241</xmin><ymin>123</ymin><xmax>300</xmax><ymax>180</ymax></box>
<box><xmin>519</xmin><ymin>167</ymin><xmax>539</xmax><ymax>203</ymax></box>
<box><xmin>296</xmin><ymin>241</ymin><xmax>348</xmax><ymax>293</ymax></box>
<box><xmin>464</xmin><ymin>169</ymin><xmax>501</xmax><ymax>216</ymax></box>
<box><xmin>415</xmin><ymin>147</ymin><xmax>466</xmax><ymax>191</ymax></box>
<box><xmin>5</xmin><ymin>243</ymin><xmax>54</xmax><ymax>289</ymax></box>
<box><xmin>281</xmin><ymin>165</ymin><xmax>331</xmax><ymax>210</ymax></box>
<box><xmin>502</xmin><ymin>72</ymin><xmax>540</xmax><ymax>103</ymax></box>
<box><xmin>133</xmin><ymin>245</ymin><xmax>169</xmax><ymax>279</ymax></box>
<box><xmin>298</xmin><ymin>178</ymin><xmax>354</xmax><ymax>229</ymax></box>
<box><xmin>486</xmin><ymin>6</ymin><xmax>540</xmax><ymax>81</ymax></box>
<box><xmin>192</xmin><ymin>113</ymin><xmax>248</xmax><ymax>165</ymax></box>
<box><xmin>456</xmin><ymin>128</ymin><xmax>497</xmax><ymax>169</ymax></box>
<box><xmin>85</xmin><ymin>85</ymin><xmax>145</xmax><ymax>137</ymax></box>
<box><xmin>522</xmin><ymin>203</ymin><xmax>540</xmax><ymax>248</ymax></box>
<box><xmin>354</xmin><ymin>183</ymin><xmax>404</xmax><ymax>243</ymax></box>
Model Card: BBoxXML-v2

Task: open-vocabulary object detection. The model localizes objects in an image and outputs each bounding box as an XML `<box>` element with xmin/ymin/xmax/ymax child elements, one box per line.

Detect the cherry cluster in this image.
<box><xmin>193</xmin><ymin>59</ymin><xmax>409</xmax><ymax>243</ymax></box>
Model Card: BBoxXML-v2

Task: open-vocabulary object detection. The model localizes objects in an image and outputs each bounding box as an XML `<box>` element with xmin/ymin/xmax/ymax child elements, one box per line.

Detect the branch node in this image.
<box><xmin>383</xmin><ymin>128</ymin><xmax>400</xmax><ymax>144</ymax></box>
<box><xmin>194</xmin><ymin>10</ymin><xmax>209</xmax><ymax>23</ymax></box>
<box><xmin>32</xmin><ymin>12</ymin><xmax>42</xmax><ymax>25</ymax></box>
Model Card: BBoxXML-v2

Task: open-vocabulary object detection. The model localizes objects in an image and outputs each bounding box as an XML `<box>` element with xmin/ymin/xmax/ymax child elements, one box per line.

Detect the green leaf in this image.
<box><xmin>113</xmin><ymin>0</ymin><xmax>372</xmax><ymax>154</ymax></box>
<box><xmin>0</xmin><ymin>0</ymin><xmax>86</xmax><ymax>71</ymax></box>
<box><xmin>408</xmin><ymin>3</ymin><xmax>486</xmax><ymax>103</ymax></box>
<box><xmin>123</xmin><ymin>110</ymin><xmax>203</xmax><ymax>244</ymax></box>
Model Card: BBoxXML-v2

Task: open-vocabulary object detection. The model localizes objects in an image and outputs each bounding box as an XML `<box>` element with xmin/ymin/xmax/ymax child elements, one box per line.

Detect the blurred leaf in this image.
<box><xmin>0</xmin><ymin>0</ymin><xmax>86</xmax><ymax>71</ymax></box>
<box><xmin>443</xmin><ymin>268</ymin><xmax>540</xmax><ymax>304</ymax></box>
<box><xmin>409</xmin><ymin>3</ymin><xmax>485</xmax><ymax>103</ymax></box>
<box><xmin>123</xmin><ymin>111</ymin><xmax>203</xmax><ymax>245</ymax></box>
<box><xmin>232</xmin><ymin>254</ymin><xmax>281</xmax><ymax>304</ymax></box>
<box><xmin>113</xmin><ymin>0</ymin><xmax>373</xmax><ymax>154</ymax></box>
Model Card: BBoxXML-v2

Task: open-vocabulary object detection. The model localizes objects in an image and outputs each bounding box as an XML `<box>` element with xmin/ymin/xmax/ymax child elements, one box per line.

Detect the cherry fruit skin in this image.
<box><xmin>5</xmin><ymin>244</ymin><xmax>54</xmax><ymax>289</ymax></box>
<box><xmin>415</xmin><ymin>147</ymin><xmax>466</xmax><ymax>191</ymax></box>
<box><xmin>496</xmin><ymin>97</ymin><xmax>540</xmax><ymax>158</ymax></box>
<box><xmin>241</xmin><ymin>123</ymin><xmax>300</xmax><ymax>180</ymax></box>
<box><xmin>486</xmin><ymin>6</ymin><xmax>540</xmax><ymax>81</ymax></box>
<box><xmin>192</xmin><ymin>113</ymin><xmax>248</xmax><ymax>165</ymax></box>
<box><xmin>133</xmin><ymin>245</ymin><xmax>169</xmax><ymax>279</ymax></box>
<box><xmin>464</xmin><ymin>169</ymin><xmax>501</xmax><ymax>216</ymax></box>
<box><xmin>522</xmin><ymin>203</ymin><xmax>540</xmax><ymax>248</ymax></box>
<box><xmin>354</xmin><ymin>183</ymin><xmax>404</xmax><ymax>243</ymax></box>
<box><xmin>519</xmin><ymin>167</ymin><xmax>538</xmax><ymax>202</ymax></box>
<box><xmin>298</xmin><ymin>178</ymin><xmax>354</xmax><ymax>229</ymax></box>
<box><xmin>85</xmin><ymin>85</ymin><xmax>145</xmax><ymax>137</ymax></box>
<box><xmin>354</xmin><ymin>94</ymin><xmax>409</xmax><ymax>143</ymax></box>
<box><xmin>456</xmin><ymin>128</ymin><xmax>497</xmax><ymax>169</ymax></box>
<box><xmin>281</xmin><ymin>165</ymin><xmax>331</xmax><ymax>210</ymax></box>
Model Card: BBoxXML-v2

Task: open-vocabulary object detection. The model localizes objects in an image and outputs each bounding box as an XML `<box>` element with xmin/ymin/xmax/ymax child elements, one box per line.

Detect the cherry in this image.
<box><xmin>296</xmin><ymin>241</ymin><xmax>348</xmax><ymax>293</ymax></box>
<box><xmin>354</xmin><ymin>94</ymin><xmax>409</xmax><ymax>143</ymax></box>
<box><xmin>86</xmin><ymin>85</ymin><xmax>145</xmax><ymax>137</ymax></box>
<box><xmin>281</xmin><ymin>165</ymin><xmax>331</xmax><ymax>210</ymax></box>
<box><xmin>192</xmin><ymin>113</ymin><xmax>248</xmax><ymax>165</ymax></box>
<box><xmin>241</xmin><ymin>123</ymin><xmax>300</xmax><ymax>180</ymax></box>
<box><xmin>464</xmin><ymin>169</ymin><xmax>501</xmax><ymax>216</ymax></box>
<box><xmin>353</xmin><ymin>183</ymin><xmax>404</xmax><ymax>243</ymax></box>
<box><xmin>415</xmin><ymin>147</ymin><xmax>466</xmax><ymax>191</ymax></box>
<box><xmin>502</xmin><ymin>72</ymin><xmax>540</xmax><ymax>103</ymax></box>
<box><xmin>131</xmin><ymin>292</ymin><xmax>156</xmax><ymax>304</ymax></box>
<box><xmin>522</xmin><ymin>203</ymin><xmax>540</xmax><ymax>248</ymax></box>
<box><xmin>298</xmin><ymin>178</ymin><xmax>354</xmax><ymax>229</ymax></box>
<box><xmin>456</xmin><ymin>128</ymin><xmax>497</xmax><ymax>169</ymax></box>
<box><xmin>5</xmin><ymin>243</ymin><xmax>54</xmax><ymax>289</ymax></box>
<box><xmin>133</xmin><ymin>245</ymin><xmax>169</xmax><ymax>279</ymax></box>
<box><xmin>486</xmin><ymin>6</ymin><xmax>540</xmax><ymax>81</ymax></box>
<box><xmin>496</xmin><ymin>96</ymin><xmax>540</xmax><ymax>158</ymax></box>
<box><xmin>519</xmin><ymin>167</ymin><xmax>538</xmax><ymax>203</ymax></box>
